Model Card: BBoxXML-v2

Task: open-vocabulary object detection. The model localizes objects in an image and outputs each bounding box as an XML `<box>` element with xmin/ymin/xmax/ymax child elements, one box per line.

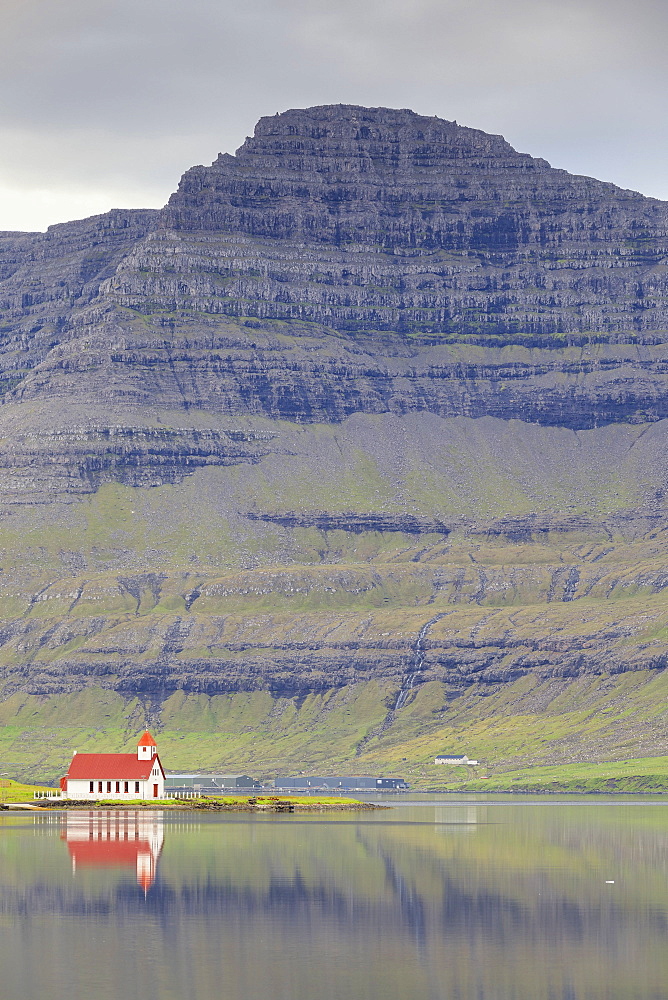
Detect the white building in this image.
<box><xmin>61</xmin><ymin>731</ymin><xmax>166</xmax><ymax>800</ymax></box>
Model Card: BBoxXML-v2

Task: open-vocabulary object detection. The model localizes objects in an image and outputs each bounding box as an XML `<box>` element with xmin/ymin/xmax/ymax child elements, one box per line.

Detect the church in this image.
<box><xmin>61</xmin><ymin>731</ymin><xmax>166</xmax><ymax>800</ymax></box>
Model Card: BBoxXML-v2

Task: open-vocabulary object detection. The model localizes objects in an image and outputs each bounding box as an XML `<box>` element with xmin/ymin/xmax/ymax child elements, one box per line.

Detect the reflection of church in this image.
<box><xmin>62</xmin><ymin>810</ymin><xmax>164</xmax><ymax>892</ymax></box>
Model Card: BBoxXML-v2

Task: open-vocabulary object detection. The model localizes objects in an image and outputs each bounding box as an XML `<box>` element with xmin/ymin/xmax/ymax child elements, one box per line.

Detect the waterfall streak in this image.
<box><xmin>355</xmin><ymin>611</ymin><xmax>452</xmax><ymax>756</ymax></box>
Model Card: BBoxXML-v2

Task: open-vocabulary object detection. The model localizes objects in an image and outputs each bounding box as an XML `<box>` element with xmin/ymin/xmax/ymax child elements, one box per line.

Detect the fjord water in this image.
<box><xmin>2</xmin><ymin>798</ymin><xmax>668</xmax><ymax>1000</ymax></box>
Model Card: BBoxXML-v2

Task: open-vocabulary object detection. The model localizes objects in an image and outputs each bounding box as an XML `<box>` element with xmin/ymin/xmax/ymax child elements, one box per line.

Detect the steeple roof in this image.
<box><xmin>138</xmin><ymin>731</ymin><xmax>157</xmax><ymax>746</ymax></box>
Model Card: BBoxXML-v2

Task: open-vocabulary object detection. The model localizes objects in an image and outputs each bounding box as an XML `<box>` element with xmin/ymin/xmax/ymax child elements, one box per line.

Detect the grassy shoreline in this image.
<box><xmin>2</xmin><ymin>791</ymin><xmax>383</xmax><ymax>812</ymax></box>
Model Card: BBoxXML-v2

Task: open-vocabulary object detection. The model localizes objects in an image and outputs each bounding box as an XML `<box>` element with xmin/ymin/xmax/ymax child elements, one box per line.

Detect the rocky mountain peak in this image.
<box><xmin>164</xmin><ymin>103</ymin><xmax>662</xmax><ymax>252</ymax></box>
<box><xmin>242</xmin><ymin>103</ymin><xmax>522</xmax><ymax>162</ymax></box>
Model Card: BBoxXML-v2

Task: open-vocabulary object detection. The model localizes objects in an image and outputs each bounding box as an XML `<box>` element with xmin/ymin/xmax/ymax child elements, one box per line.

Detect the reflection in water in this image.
<box><xmin>433</xmin><ymin>804</ymin><xmax>481</xmax><ymax>827</ymax></box>
<box><xmin>2</xmin><ymin>801</ymin><xmax>668</xmax><ymax>1000</ymax></box>
<box><xmin>61</xmin><ymin>810</ymin><xmax>164</xmax><ymax>892</ymax></box>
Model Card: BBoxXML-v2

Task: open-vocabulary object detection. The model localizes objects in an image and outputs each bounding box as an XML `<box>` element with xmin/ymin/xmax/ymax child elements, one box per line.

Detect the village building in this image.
<box><xmin>274</xmin><ymin>775</ymin><xmax>408</xmax><ymax>790</ymax></box>
<box><xmin>434</xmin><ymin>754</ymin><xmax>469</xmax><ymax>765</ymax></box>
<box><xmin>61</xmin><ymin>731</ymin><xmax>166</xmax><ymax>800</ymax></box>
<box><xmin>164</xmin><ymin>773</ymin><xmax>262</xmax><ymax>792</ymax></box>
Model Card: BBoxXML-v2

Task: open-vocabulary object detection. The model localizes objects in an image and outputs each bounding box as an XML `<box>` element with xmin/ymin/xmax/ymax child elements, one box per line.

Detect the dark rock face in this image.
<box><xmin>0</xmin><ymin>210</ymin><xmax>158</xmax><ymax>391</ymax></box>
<box><xmin>166</xmin><ymin>104</ymin><xmax>663</xmax><ymax>252</ymax></box>
<box><xmin>163</xmin><ymin>105</ymin><xmax>668</xmax><ymax>340</ymax></box>
<box><xmin>245</xmin><ymin>511</ymin><xmax>452</xmax><ymax>535</ymax></box>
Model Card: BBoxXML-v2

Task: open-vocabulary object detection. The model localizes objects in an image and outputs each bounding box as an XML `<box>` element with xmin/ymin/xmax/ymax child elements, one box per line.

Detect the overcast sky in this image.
<box><xmin>2</xmin><ymin>0</ymin><xmax>667</xmax><ymax>232</ymax></box>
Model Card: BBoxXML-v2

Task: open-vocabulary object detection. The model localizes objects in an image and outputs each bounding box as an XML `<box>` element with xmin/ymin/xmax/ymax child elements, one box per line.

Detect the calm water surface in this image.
<box><xmin>2</xmin><ymin>796</ymin><xmax>668</xmax><ymax>1000</ymax></box>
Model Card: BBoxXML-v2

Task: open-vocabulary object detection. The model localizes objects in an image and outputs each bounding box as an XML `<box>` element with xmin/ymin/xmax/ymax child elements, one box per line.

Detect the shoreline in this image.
<box><xmin>9</xmin><ymin>796</ymin><xmax>385</xmax><ymax>813</ymax></box>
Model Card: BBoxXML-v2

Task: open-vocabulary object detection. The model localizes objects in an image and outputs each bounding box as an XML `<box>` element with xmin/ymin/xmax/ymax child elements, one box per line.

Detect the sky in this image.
<box><xmin>2</xmin><ymin>0</ymin><xmax>667</xmax><ymax>232</ymax></box>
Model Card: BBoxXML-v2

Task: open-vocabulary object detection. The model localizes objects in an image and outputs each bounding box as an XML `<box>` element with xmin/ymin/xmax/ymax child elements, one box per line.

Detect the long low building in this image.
<box><xmin>164</xmin><ymin>773</ymin><xmax>262</xmax><ymax>791</ymax></box>
<box><xmin>274</xmin><ymin>776</ymin><xmax>408</xmax><ymax>791</ymax></box>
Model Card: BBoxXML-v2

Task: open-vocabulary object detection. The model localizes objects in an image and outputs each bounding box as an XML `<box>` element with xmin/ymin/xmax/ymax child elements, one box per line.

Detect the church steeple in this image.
<box><xmin>137</xmin><ymin>731</ymin><xmax>157</xmax><ymax>760</ymax></box>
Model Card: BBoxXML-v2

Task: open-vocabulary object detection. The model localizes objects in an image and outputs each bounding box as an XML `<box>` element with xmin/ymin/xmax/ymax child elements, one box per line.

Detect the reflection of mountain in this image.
<box><xmin>62</xmin><ymin>810</ymin><xmax>164</xmax><ymax>892</ymax></box>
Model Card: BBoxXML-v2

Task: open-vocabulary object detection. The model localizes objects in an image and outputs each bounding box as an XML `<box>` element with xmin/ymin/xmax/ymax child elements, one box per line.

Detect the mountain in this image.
<box><xmin>1</xmin><ymin>104</ymin><xmax>668</xmax><ymax>783</ymax></box>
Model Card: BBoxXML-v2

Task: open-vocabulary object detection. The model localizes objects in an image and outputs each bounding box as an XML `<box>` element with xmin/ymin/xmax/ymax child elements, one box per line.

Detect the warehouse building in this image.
<box><xmin>164</xmin><ymin>773</ymin><xmax>262</xmax><ymax>793</ymax></box>
<box><xmin>274</xmin><ymin>775</ymin><xmax>408</xmax><ymax>791</ymax></box>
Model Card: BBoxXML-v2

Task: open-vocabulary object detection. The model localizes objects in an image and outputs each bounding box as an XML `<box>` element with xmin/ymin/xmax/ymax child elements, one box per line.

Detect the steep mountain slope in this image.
<box><xmin>1</xmin><ymin>105</ymin><xmax>668</xmax><ymax>781</ymax></box>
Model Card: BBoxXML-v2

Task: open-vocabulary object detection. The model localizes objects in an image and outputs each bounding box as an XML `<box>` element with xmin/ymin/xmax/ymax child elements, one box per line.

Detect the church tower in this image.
<box><xmin>137</xmin><ymin>731</ymin><xmax>157</xmax><ymax>760</ymax></box>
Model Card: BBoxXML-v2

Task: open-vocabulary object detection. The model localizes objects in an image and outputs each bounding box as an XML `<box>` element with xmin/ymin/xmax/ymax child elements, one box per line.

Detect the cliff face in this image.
<box><xmin>163</xmin><ymin>105</ymin><xmax>668</xmax><ymax>339</ymax></box>
<box><xmin>0</xmin><ymin>210</ymin><xmax>158</xmax><ymax>391</ymax></box>
<box><xmin>4</xmin><ymin>106</ymin><xmax>668</xmax><ymax>437</ymax></box>
<box><xmin>2</xmin><ymin>105</ymin><xmax>668</xmax><ymax>775</ymax></box>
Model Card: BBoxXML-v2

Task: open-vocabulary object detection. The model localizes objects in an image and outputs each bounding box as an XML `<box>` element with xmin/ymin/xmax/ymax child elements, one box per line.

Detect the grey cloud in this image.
<box><xmin>1</xmin><ymin>0</ymin><xmax>667</xmax><ymax>230</ymax></box>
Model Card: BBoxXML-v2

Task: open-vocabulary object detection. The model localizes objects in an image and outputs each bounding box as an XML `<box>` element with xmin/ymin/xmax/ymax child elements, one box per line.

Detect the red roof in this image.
<box><xmin>137</xmin><ymin>731</ymin><xmax>157</xmax><ymax>746</ymax></box>
<box><xmin>65</xmin><ymin>753</ymin><xmax>165</xmax><ymax>781</ymax></box>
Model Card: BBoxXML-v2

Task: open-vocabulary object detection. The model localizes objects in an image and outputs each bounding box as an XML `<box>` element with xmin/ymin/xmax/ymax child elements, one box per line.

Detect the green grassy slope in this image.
<box><xmin>3</xmin><ymin>668</ymin><xmax>668</xmax><ymax>786</ymax></box>
<box><xmin>0</xmin><ymin>412</ymin><xmax>667</xmax><ymax>783</ymax></box>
